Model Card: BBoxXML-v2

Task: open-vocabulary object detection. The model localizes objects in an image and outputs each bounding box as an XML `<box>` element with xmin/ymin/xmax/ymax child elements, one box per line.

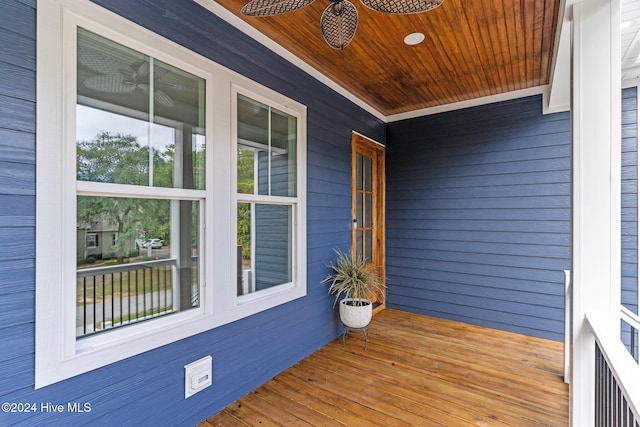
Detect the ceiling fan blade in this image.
<box><xmin>83</xmin><ymin>75</ymin><xmax>136</xmax><ymax>93</ymax></box>
<box><xmin>78</xmin><ymin>46</ymin><xmax>132</xmax><ymax>75</ymax></box>
<box><xmin>138</xmin><ymin>84</ymin><xmax>175</xmax><ymax>107</ymax></box>
<box><xmin>133</xmin><ymin>61</ymin><xmax>171</xmax><ymax>82</ymax></box>
<box><xmin>135</xmin><ymin>61</ymin><xmax>150</xmax><ymax>77</ymax></box>
<box><xmin>320</xmin><ymin>0</ymin><xmax>358</xmax><ymax>50</ymax></box>
<box><xmin>360</xmin><ymin>0</ymin><xmax>443</xmax><ymax>14</ymax></box>
<box><xmin>241</xmin><ymin>0</ymin><xmax>315</xmax><ymax>16</ymax></box>
<box><xmin>153</xmin><ymin>90</ymin><xmax>175</xmax><ymax>107</ymax></box>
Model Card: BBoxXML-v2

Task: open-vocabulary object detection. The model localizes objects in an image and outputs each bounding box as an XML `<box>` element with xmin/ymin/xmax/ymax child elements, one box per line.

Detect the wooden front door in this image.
<box><xmin>351</xmin><ymin>132</ymin><xmax>385</xmax><ymax>311</ymax></box>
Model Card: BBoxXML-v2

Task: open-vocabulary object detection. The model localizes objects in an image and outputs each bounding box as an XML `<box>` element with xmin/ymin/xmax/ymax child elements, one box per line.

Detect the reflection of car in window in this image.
<box><xmin>143</xmin><ymin>238</ymin><xmax>163</xmax><ymax>249</ymax></box>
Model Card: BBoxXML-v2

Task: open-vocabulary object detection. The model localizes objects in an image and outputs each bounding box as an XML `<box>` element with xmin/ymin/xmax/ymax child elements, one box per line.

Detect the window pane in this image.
<box><xmin>237</xmin><ymin>146</ymin><xmax>255</xmax><ymax>194</ymax></box>
<box><xmin>76</xmin><ymin>28</ymin><xmax>205</xmax><ymax>190</ymax></box>
<box><xmin>237</xmin><ymin>203</ymin><xmax>292</xmax><ymax>296</ymax></box>
<box><xmin>86</xmin><ymin>233</ymin><xmax>99</xmax><ymax>248</ymax></box>
<box><xmin>237</xmin><ymin>94</ymin><xmax>296</xmax><ymax>197</ymax></box>
<box><xmin>364</xmin><ymin>230</ymin><xmax>372</xmax><ymax>263</ymax></box>
<box><xmin>237</xmin><ymin>202</ymin><xmax>252</xmax><ymax>295</ymax></box>
<box><xmin>76</xmin><ymin>196</ymin><xmax>200</xmax><ymax>337</ymax></box>
<box><xmin>365</xmin><ymin>193</ymin><xmax>372</xmax><ymax>228</ymax></box>
<box><xmin>355</xmin><ymin>231</ymin><xmax>372</xmax><ymax>263</ymax></box>
<box><xmin>356</xmin><ymin>153</ymin><xmax>363</xmax><ymax>190</ymax></box>
<box><xmin>356</xmin><ymin>192</ymin><xmax>363</xmax><ymax>227</ymax></box>
<box><xmin>363</xmin><ymin>155</ymin><xmax>372</xmax><ymax>191</ymax></box>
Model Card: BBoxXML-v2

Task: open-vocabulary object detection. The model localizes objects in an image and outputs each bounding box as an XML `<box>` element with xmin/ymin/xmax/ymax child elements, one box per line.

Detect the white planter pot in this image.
<box><xmin>339</xmin><ymin>298</ymin><xmax>372</xmax><ymax>328</ymax></box>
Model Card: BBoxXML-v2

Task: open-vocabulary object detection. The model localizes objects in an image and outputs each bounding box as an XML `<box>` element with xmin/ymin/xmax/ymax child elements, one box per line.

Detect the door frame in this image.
<box><xmin>351</xmin><ymin>132</ymin><xmax>385</xmax><ymax>312</ymax></box>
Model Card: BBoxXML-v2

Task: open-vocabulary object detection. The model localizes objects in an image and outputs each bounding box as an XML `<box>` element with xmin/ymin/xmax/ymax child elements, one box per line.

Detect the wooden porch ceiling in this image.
<box><xmin>200</xmin><ymin>310</ymin><xmax>568</xmax><ymax>426</ymax></box>
<box><xmin>206</xmin><ymin>0</ymin><xmax>561</xmax><ymax>117</ymax></box>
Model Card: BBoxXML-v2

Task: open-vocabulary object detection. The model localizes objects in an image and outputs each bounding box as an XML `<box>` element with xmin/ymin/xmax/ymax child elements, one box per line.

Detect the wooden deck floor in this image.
<box><xmin>199</xmin><ymin>309</ymin><xmax>568</xmax><ymax>426</ymax></box>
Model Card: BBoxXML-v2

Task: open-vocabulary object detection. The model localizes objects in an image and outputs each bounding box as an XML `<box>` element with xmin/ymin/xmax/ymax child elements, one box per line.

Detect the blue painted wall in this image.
<box><xmin>385</xmin><ymin>96</ymin><xmax>571</xmax><ymax>342</ymax></box>
<box><xmin>0</xmin><ymin>0</ymin><xmax>383</xmax><ymax>425</ymax></box>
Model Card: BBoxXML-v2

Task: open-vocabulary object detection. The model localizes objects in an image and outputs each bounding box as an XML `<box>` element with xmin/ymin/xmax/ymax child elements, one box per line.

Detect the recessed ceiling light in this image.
<box><xmin>404</xmin><ymin>32</ymin><xmax>425</xmax><ymax>46</ymax></box>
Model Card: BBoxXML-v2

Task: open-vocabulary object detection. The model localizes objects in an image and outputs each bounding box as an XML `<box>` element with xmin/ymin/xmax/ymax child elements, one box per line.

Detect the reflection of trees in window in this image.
<box><xmin>77</xmin><ymin>131</ymin><xmax>172</xmax><ymax>187</ymax></box>
<box><xmin>77</xmin><ymin>131</ymin><xmax>174</xmax><ymax>261</ymax></box>
<box><xmin>237</xmin><ymin>148</ymin><xmax>254</xmax><ymax>259</ymax></box>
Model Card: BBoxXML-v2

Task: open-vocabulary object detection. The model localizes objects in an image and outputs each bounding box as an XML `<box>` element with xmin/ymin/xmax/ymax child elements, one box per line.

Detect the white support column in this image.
<box><xmin>571</xmin><ymin>0</ymin><xmax>621</xmax><ymax>425</ymax></box>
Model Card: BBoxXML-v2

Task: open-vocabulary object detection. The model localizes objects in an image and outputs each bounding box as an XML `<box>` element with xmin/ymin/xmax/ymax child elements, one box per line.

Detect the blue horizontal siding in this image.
<box><xmin>1</xmin><ymin>0</ymin><xmax>35</xmax><ymax>38</ymax></box>
<box><xmin>0</xmin><ymin>27</ymin><xmax>36</xmax><ymax>71</ymax></box>
<box><xmin>385</xmin><ymin>95</ymin><xmax>571</xmax><ymax>342</ymax></box>
<box><xmin>0</xmin><ymin>128</ymin><xmax>35</xmax><ymax>164</ymax></box>
<box><xmin>0</xmin><ymin>195</ymin><xmax>34</xmax><ymax>227</ymax></box>
<box><xmin>0</xmin><ymin>0</ymin><xmax>383</xmax><ymax>425</ymax></box>
<box><xmin>0</xmin><ymin>61</ymin><xmax>34</xmax><ymax>102</ymax></box>
<box><xmin>0</xmin><ymin>4</ymin><xmax>38</xmax><ymax>426</ymax></box>
<box><xmin>0</xmin><ymin>94</ymin><xmax>34</xmax><ymax>133</ymax></box>
<box><xmin>0</xmin><ymin>259</ymin><xmax>34</xmax><ymax>296</ymax></box>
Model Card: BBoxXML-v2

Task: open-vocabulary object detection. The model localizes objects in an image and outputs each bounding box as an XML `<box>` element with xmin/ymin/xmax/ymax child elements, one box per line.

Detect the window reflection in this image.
<box><xmin>236</xmin><ymin>94</ymin><xmax>297</xmax><ymax>297</ymax></box>
<box><xmin>76</xmin><ymin>196</ymin><xmax>200</xmax><ymax>336</ymax></box>
<box><xmin>76</xmin><ymin>28</ymin><xmax>205</xmax><ymax>190</ymax></box>
<box><xmin>74</xmin><ymin>28</ymin><xmax>206</xmax><ymax>336</ymax></box>
<box><xmin>236</xmin><ymin>203</ymin><xmax>292</xmax><ymax>295</ymax></box>
<box><xmin>237</xmin><ymin>94</ymin><xmax>296</xmax><ymax>197</ymax></box>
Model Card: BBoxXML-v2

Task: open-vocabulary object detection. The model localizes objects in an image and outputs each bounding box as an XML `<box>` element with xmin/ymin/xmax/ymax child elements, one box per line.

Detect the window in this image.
<box><xmin>236</xmin><ymin>94</ymin><xmax>298</xmax><ymax>297</ymax></box>
<box><xmin>231</xmin><ymin>87</ymin><xmax>307</xmax><ymax>312</ymax></box>
<box><xmin>75</xmin><ymin>27</ymin><xmax>205</xmax><ymax>337</ymax></box>
<box><xmin>36</xmin><ymin>0</ymin><xmax>306</xmax><ymax>388</ymax></box>
<box><xmin>86</xmin><ymin>233</ymin><xmax>99</xmax><ymax>248</ymax></box>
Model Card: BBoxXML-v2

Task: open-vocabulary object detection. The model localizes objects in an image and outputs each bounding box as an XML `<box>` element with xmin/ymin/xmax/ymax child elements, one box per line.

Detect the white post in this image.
<box><xmin>571</xmin><ymin>0</ymin><xmax>621</xmax><ymax>425</ymax></box>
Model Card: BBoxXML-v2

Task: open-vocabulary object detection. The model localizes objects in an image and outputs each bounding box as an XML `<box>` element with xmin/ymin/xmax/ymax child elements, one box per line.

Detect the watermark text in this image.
<box><xmin>2</xmin><ymin>402</ymin><xmax>92</xmax><ymax>413</ymax></box>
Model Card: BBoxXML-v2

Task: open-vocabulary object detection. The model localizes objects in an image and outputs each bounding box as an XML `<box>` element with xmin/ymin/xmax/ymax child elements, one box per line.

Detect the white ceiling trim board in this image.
<box><xmin>386</xmin><ymin>86</ymin><xmax>550</xmax><ymax>122</ymax></box>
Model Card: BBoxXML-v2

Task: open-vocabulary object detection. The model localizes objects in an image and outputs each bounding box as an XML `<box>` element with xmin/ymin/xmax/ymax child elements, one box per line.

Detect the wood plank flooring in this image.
<box><xmin>199</xmin><ymin>309</ymin><xmax>568</xmax><ymax>426</ymax></box>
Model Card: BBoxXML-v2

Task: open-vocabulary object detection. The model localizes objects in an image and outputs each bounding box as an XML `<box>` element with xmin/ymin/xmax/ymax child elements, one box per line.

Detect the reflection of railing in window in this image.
<box><xmin>76</xmin><ymin>259</ymin><xmax>196</xmax><ymax>337</ymax></box>
<box><xmin>237</xmin><ymin>245</ymin><xmax>254</xmax><ymax>296</ymax></box>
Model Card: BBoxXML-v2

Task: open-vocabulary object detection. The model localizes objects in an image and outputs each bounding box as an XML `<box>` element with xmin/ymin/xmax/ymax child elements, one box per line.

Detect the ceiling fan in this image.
<box><xmin>240</xmin><ymin>0</ymin><xmax>444</xmax><ymax>50</ymax></box>
<box><xmin>78</xmin><ymin>46</ymin><xmax>175</xmax><ymax>107</ymax></box>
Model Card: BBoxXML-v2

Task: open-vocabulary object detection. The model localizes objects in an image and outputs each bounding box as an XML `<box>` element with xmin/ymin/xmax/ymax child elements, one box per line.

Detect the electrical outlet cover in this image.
<box><xmin>184</xmin><ymin>356</ymin><xmax>212</xmax><ymax>398</ymax></box>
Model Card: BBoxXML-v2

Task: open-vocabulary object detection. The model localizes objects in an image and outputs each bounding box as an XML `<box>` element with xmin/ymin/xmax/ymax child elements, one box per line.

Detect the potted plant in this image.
<box><xmin>323</xmin><ymin>248</ymin><xmax>384</xmax><ymax>328</ymax></box>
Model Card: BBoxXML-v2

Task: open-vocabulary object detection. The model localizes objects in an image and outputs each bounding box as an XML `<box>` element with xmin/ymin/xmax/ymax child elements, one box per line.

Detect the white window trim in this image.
<box><xmin>36</xmin><ymin>0</ymin><xmax>306</xmax><ymax>388</ymax></box>
<box><xmin>229</xmin><ymin>84</ymin><xmax>307</xmax><ymax>313</ymax></box>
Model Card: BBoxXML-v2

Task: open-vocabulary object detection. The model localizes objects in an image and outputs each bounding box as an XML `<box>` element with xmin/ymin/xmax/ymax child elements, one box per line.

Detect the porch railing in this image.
<box><xmin>588</xmin><ymin>314</ymin><xmax>640</xmax><ymax>427</ymax></box>
<box><xmin>76</xmin><ymin>259</ymin><xmax>177</xmax><ymax>337</ymax></box>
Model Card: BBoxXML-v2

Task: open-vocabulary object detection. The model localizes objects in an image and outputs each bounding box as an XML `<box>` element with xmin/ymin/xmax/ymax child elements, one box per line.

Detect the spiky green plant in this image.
<box><xmin>322</xmin><ymin>248</ymin><xmax>384</xmax><ymax>307</ymax></box>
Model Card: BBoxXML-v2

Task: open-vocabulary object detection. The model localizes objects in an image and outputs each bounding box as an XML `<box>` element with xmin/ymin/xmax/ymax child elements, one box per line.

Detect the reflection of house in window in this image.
<box><xmin>77</xmin><ymin>220</ymin><xmax>132</xmax><ymax>261</ymax></box>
